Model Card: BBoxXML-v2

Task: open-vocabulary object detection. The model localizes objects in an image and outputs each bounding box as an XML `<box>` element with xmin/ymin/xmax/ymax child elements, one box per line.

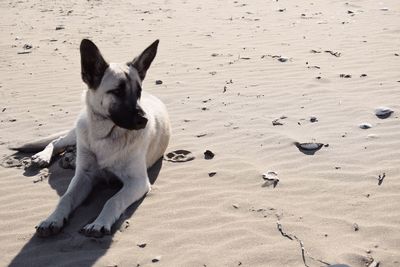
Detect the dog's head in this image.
<box><xmin>80</xmin><ymin>39</ymin><xmax>159</xmax><ymax>130</ymax></box>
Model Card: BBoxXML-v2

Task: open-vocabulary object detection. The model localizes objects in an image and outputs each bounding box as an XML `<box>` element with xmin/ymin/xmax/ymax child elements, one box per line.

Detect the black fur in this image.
<box><xmin>129</xmin><ymin>40</ymin><xmax>159</xmax><ymax>80</ymax></box>
<box><xmin>80</xmin><ymin>39</ymin><xmax>158</xmax><ymax>130</ymax></box>
<box><xmin>80</xmin><ymin>39</ymin><xmax>109</xmax><ymax>89</ymax></box>
<box><xmin>108</xmin><ymin>77</ymin><xmax>147</xmax><ymax>130</ymax></box>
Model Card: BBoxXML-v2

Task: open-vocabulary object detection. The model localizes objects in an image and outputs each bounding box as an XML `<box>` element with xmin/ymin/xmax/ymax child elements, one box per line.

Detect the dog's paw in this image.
<box><xmin>35</xmin><ymin>218</ymin><xmax>65</xmax><ymax>237</ymax></box>
<box><xmin>80</xmin><ymin>223</ymin><xmax>111</xmax><ymax>238</ymax></box>
<box><xmin>31</xmin><ymin>151</ymin><xmax>51</xmax><ymax>168</ymax></box>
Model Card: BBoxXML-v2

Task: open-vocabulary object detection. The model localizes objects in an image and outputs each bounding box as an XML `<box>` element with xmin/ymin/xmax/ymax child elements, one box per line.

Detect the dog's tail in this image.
<box><xmin>9</xmin><ymin>130</ymin><xmax>72</xmax><ymax>153</ymax></box>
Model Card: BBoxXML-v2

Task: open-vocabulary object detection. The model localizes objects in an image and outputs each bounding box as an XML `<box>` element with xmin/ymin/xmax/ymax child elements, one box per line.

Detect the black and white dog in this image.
<box><xmin>13</xmin><ymin>39</ymin><xmax>171</xmax><ymax>237</ymax></box>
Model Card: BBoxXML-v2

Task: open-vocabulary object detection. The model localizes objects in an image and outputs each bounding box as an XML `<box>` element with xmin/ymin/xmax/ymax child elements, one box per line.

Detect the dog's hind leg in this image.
<box><xmin>30</xmin><ymin>129</ymin><xmax>76</xmax><ymax>167</ymax></box>
<box><xmin>9</xmin><ymin>130</ymin><xmax>71</xmax><ymax>153</ymax></box>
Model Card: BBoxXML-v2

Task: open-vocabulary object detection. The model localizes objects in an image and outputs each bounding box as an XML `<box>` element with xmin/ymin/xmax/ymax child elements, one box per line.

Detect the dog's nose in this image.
<box><xmin>136</xmin><ymin>116</ymin><xmax>148</xmax><ymax>129</ymax></box>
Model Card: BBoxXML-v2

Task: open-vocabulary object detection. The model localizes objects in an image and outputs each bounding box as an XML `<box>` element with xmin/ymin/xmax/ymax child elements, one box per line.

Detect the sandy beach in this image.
<box><xmin>1</xmin><ymin>0</ymin><xmax>400</xmax><ymax>266</ymax></box>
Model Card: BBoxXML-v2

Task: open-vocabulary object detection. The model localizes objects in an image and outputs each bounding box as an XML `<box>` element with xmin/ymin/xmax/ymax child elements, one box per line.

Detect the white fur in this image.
<box><xmin>33</xmin><ymin>62</ymin><xmax>170</xmax><ymax>237</ymax></box>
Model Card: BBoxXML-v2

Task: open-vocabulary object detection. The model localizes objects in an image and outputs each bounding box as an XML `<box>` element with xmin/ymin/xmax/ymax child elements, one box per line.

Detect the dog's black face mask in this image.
<box><xmin>108</xmin><ymin>78</ymin><xmax>148</xmax><ymax>130</ymax></box>
<box><xmin>109</xmin><ymin>107</ymin><xmax>148</xmax><ymax>130</ymax></box>
<box><xmin>80</xmin><ymin>38</ymin><xmax>159</xmax><ymax>131</ymax></box>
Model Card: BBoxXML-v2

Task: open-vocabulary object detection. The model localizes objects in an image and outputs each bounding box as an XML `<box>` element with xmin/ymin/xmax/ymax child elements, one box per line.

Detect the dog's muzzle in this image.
<box><xmin>132</xmin><ymin>114</ymin><xmax>148</xmax><ymax>130</ymax></box>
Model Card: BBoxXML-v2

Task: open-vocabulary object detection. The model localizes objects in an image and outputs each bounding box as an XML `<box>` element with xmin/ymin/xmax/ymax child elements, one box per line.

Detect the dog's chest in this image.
<box><xmin>77</xmin><ymin>110</ymin><xmax>149</xmax><ymax>170</ymax></box>
<box><xmin>89</xmin><ymin>136</ymin><xmax>135</xmax><ymax>168</ymax></box>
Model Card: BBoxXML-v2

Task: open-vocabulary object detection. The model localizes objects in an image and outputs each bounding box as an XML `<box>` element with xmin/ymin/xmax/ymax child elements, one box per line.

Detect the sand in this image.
<box><xmin>1</xmin><ymin>0</ymin><xmax>400</xmax><ymax>266</ymax></box>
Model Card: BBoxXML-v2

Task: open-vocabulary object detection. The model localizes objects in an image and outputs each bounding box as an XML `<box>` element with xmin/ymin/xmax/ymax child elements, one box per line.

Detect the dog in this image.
<box><xmin>11</xmin><ymin>39</ymin><xmax>171</xmax><ymax>237</ymax></box>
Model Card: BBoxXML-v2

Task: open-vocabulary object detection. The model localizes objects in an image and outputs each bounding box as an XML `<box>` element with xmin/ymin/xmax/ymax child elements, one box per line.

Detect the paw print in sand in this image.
<box><xmin>164</xmin><ymin>150</ymin><xmax>195</xmax><ymax>162</ymax></box>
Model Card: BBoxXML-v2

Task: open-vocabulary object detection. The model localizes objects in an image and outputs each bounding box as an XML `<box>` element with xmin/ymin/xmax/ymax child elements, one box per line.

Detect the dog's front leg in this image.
<box><xmin>81</xmin><ymin>164</ymin><xmax>151</xmax><ymax>238</ymax></box>
<box><xmin>36</xmin><ymin>147</ymin><xmax>97</xmax><ymax>237</ymax></box>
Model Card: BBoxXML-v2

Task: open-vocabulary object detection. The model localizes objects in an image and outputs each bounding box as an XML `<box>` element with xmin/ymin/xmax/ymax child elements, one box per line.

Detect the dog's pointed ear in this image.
<box><xmin>130</xmin><ymin>40</ymin><xmax>159</xmax><ymax>81</ymax></box>
<box><xmin>80</xmin><ymin>39</ymin><xmax>109</xmax><ymax>89</ymax></box>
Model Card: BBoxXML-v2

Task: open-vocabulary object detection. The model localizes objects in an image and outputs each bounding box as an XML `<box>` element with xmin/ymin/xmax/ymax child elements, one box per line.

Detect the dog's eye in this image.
<box><xmin>108</xmin><ymin>88</ymin><xmax>125</xmax><ymax>97</ymax></box>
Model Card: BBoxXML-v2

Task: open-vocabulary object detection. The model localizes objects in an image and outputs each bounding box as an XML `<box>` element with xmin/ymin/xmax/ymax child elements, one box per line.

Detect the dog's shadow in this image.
<box><xmin>8</xmin><ymin>154</ymin><xmax>163</xmax><ymax>267</ymax></box>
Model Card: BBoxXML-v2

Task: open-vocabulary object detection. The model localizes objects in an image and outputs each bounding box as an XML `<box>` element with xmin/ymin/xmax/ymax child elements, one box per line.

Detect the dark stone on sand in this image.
<box><xmin>204</xmin><ymin>150</ymin><xmax>214</xmax><ymax>160</ymax></box>
<box><xmin>152</xmin><ymin>256</ymin><xmax>161</xmax><ymax>263</ymax></box>
<box><xmin>310</xmin><ymin>116</ymin><xmax>318</xmax><ymax>123</ymax></box>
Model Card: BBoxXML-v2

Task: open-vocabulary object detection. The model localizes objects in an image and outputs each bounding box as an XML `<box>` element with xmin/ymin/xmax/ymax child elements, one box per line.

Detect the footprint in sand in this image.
<box><xmin>0</xmin><ymin>156</ymin><xmax>23</xmax><ymax>168</ymax></box>
<box><xmin>165</xmin><ymin>150</ymin><xmax>195</xmax><ymax>162</ymax></box>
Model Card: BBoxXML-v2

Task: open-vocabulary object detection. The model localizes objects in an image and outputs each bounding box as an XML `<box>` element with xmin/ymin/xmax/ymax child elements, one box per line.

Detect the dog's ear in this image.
<box><xmin>80</xmin><ymin>39</ymin><xmax>109</xmax><ymax>89</ymax></box>
<box><xmin>130</xmin><ymin>40</ymin><xmax>159</xmax><ymax>81</ymax></box>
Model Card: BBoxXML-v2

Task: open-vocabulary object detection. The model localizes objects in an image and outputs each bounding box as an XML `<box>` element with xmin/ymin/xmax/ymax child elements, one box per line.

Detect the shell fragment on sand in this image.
<box><xmin>294</xmin><ymin>142</ymin><xmax>324</xmax><ymax>154</ymax></box>
<box><xmin>359</xmin><ymin>123</ymin><xmax>372</xmax><ymax>129</ymax></box>
<box><xmin>262</xmin><ymin>171</ymin><xmax>278</xmax><ymax>180</ymax></box>
<box><xmin>137</xmin><ymin>243</ymin><xmax>147</xmax><ymax>248</ymax></box>
<box><xmin>378</xmin><ymin>173</ymin><xmax>386</xmax><ymax>186</ymax></box>
<box><xmin>17</xmin><ymin>51</ymin><xmax>32</xmax><ymax>54</ymax></box>
<box><xmin>272</xmin><ymin>116</ymin><xmax>287</xmax><ymax>125</ymax></box>
<box><xmin>375</xmin><ymin>107</ymin><xmax>393</xmax><ymax>119</ymax></box>
<box><xmin>23</xmin><ymin>44</ymin><xmax>32</xmax><ymax>50</ymax></box>
<box><xmin>262</xmin><ymin>171</ymin><xmax>279</xmax><ymax>188</ymax></box>
<box><xmin>272</xmin><ymin>119</ymin><xmax>284</xmax><ymax>126</ymax></box>
<box><xmin>277</xmin><ymin>56</ymin><xmax>288</xmax><ymax>62</ymax></box>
